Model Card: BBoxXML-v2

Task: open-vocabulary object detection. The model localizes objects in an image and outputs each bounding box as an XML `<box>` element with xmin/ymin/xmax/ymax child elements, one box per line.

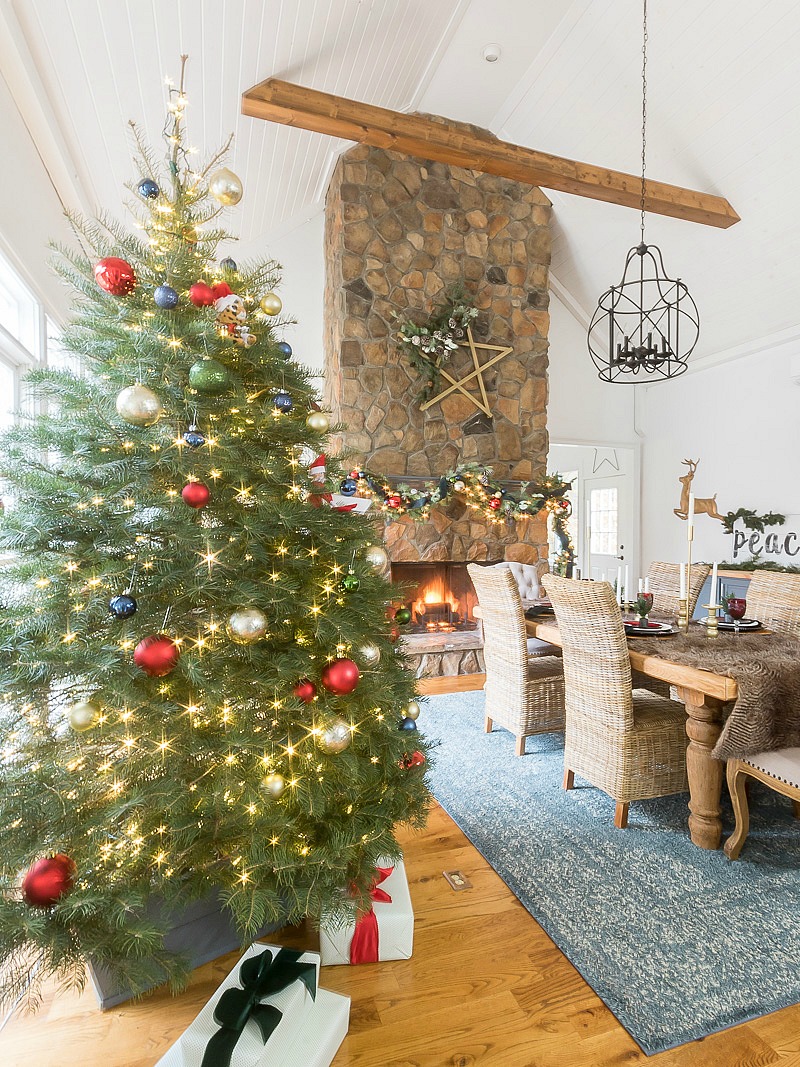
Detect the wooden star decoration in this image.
<box><xmin>419</xmin><ymin>327</ymin><xmax>513</xmax><ymax>416</ymax></box>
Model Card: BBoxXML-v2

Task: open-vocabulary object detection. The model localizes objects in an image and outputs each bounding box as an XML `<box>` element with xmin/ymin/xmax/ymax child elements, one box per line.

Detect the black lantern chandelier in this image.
<box><xmin>588</xmin><ymin>0</ymin><xmax>699</xmax><ymax>384</ymax></box>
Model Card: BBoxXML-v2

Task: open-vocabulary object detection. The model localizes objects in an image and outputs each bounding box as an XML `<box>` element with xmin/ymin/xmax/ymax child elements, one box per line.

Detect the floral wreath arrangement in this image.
<box><xmin>333</xmin><ymin>461</ymin><xmax>572</xmax><ymax>525</ymax></box>
<box><xmin>392</xmin><ymin>290</ymin><xmax>479</xmax><ymax>402</ymax></box>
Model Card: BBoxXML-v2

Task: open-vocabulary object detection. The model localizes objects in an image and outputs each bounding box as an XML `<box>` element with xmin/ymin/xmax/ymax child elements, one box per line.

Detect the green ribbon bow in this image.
<box><xmin>200</xmin><ymin>947</ymin><xmax>316</xmax><ymax>1067</ymax></box>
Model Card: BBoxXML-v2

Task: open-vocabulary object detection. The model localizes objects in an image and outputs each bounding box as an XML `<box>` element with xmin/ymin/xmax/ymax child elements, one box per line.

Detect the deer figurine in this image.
<box><xmin>674</xmin><ymin>459</ymin><xmax>724</xmax><ymax>522</ymax></box>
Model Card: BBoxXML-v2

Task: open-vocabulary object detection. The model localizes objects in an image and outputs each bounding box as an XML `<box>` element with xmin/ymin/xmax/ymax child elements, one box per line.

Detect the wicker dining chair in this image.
<box><xmin>741</xmin><ymin>571</ymin><xmax>800</xmax><ymax>635</ymax></box>
<box><xmin>725</xmin><ymin>748</ymin><xmax>800</xmax><ymax>859</ymax></box>
<box><xmin>468</xmin><ymin>564</ymin><xmax>565</xmax><ymax>756</ymax></box>
<box><xmin>542</xmin><ymin>573</ymin><xmax>688</xmax><ymax>828</ymax></box>
<box><xmin>646</xmin><ymin>561</ymin><xmax>711</xmax><ymax>618</ymax></box>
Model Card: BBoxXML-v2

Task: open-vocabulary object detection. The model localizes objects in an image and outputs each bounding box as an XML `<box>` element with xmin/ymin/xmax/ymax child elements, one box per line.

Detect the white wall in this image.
<box><xmin>0</xmin><ymin>70</ymin><xmax>71</xmax><ymax>321</ymax></box>
<box><xmin>266</xmin><ymin>212</ymin><xmax>326</xmax><ymax>377</ymax></box>
<box><xmin>638</xmin><ymin>342</ymin><xmax>800</xmax><ymax>568</ymax></box>
<box><xmin>546</xmin><ymin>290</ymin><xmax>636</xmax><ymax>447</ymax></box>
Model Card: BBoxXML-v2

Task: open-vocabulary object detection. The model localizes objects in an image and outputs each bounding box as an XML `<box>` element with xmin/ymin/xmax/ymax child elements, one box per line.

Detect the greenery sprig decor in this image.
<box><xmin>392</xmin><ymin>290</ymin><xmax>479</xmax><ymax>401</ymax></box>
<box><xmin>721</xmin><ymin>508</ymin><xmax>786</xmax><ymax>535</ymax></box>
<box><xmin>338</xmin><ymin>461</ymin><xmax>572</xmax><ymax>525</ymax></box>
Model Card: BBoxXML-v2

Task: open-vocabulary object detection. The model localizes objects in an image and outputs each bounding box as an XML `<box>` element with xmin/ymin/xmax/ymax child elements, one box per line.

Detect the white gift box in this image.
<box><xmin>319</xmin><ymin>858</ymin><xmax>414</xmax><ymax>966</ymax></box>
<box><xmin>155</xmin><ymin>943</ymin><xmax>320</xmax><ymax>1067</ymax></box>
<box><xmin>282</xmin><ymin>988</ymin><xmax>350</xmax><ymax>1067</ymax></box>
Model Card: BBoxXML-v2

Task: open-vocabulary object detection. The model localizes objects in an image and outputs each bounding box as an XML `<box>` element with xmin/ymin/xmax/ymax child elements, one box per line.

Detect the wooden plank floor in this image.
<box><xmin>3</xmin><ymin>674</ymin><xmax>799</xmax><ymax>1066</ymax></box>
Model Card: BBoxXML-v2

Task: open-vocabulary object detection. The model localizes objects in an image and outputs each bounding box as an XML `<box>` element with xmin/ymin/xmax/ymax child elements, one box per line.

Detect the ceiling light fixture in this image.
<box><xmin>588</xmin><ymin>0</ymin><xmax>699</xmax><ymax>384</ymax></box>
<box><xmin>482</xmin><ymin>44</ymin><xmax>502</xmax><ymax>63</ymax></box>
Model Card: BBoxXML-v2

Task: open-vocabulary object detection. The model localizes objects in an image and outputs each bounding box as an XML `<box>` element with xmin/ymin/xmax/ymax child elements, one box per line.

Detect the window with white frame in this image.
<box><xmin>0</xmin><ymin>249</ymin><xmax>50</xmax><ymax>428</ymax></box>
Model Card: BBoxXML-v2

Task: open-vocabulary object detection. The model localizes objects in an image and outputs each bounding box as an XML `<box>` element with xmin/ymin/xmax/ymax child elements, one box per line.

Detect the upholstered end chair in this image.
<box><xmin>468</xmin><ymin>563</ymin><xmax>565</xmax><ymax>757</ymax></box>
<box><xmin>543</xmin><ymin>573</ymin><xmax>688</xmax><ymax>828</ymax></box>
<box><xmin>724</xmin><ymin>748</ymin><xmax>800</xmax><ymax>860</ymax></box>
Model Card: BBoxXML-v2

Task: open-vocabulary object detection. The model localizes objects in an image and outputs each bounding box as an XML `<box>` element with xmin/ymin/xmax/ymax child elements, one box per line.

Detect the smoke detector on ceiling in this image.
<box><xmin>482</xmin><ymin>43</ymin><xmax>502</xmax><ymax>63</ymax></box>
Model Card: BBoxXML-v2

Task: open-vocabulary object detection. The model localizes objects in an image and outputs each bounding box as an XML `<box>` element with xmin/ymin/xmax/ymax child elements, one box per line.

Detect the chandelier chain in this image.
<box><xmin>640</xmin><ymin>0</ymin><xmax>648</xmax><ymax>244</ymax></box>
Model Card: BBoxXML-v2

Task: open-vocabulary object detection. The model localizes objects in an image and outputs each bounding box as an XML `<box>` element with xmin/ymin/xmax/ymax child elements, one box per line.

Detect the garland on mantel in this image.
<box><xmin>392</xmin><ymin>290</ymin><xmax>479</xmax><ymax>402</ymax></box>
<box><xmin>338</xmin><ymin>461</ymin><xmax>572</xmax><ymax>525</ymax></box>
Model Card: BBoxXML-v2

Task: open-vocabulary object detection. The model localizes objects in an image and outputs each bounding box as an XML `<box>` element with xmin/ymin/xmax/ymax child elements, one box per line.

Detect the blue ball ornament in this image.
<box><xmin>220</xmin><ymin>257</ymin><xmax>238</xmax><ymax>272</ymax></box>
<box><xmin>276</xmin><ymin>341</ymin><xmax>293</xmax><ymax>359</ymax></box>
<box><xmin>340</xmin><ymin>477</ymin><xmax>358</xmax><ymax>496</ymax></box>
<box><xmin>109</xmin><ymin>594</ymin><xmax>138</xmax><ymax>619</ymax></box>
<box><xmin>273</xmin><ymin>390</ymin><xmax>293</xmax><ymax>412</ymax></box>
<box><xmin>183</xmin><ymin>428</ymin><xmax>205</xmax><ymax>448</ymax></box>
<box><xmin>137</xmin><ymin>178</ymin><xmax>159</xmax><ymax>200</ymax></box>
<box><xmin>154</xmin><ymin>285</ymin><xmax>179</xmax><ymax>309</ymax></box>
<box><xmin>399</xmin><ymin>717</ymin><xmax>418</xmax><ymax>732</ymax></box>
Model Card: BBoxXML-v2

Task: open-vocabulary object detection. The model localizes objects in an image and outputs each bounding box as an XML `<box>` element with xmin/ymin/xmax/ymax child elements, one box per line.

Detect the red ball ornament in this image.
<box><xmin>182</xmin><ymin>482</ymin><xmax>211</xmax><ymax>509</ymax></box>
<box><xmin>22</xmin><ymin>853</ymin><xmax>76</xmax><ymax>908</ymax></box>
<box><xmin>94</xmin><ymin>257</ymin><xmax>136</xmax><ymax>296</ymax></box>
<box><xmin>489</xmin><ymin>497</ymin><xmax>502</xmax><ymax>511</ymax></box>
<box><xmin>386</xmin><ymin>494</ymin><xmax>402</xmax><ymax>510</ymax></box>
<box><xmin>293</xmin><ymin>679</ymin><xmax>317</xmax><ymax>704</ymax></box>
<box><xmin>400</xmin><ymin>750</ymin><xmax>426</xmax><ymax>770</ymax></box>
<box><xmin>133</xmin><ymin>634</ymin><xmax>180</xmax><ymax>677</ymax></box>
<box><xmin>320</xmin><ymin>658</ymin><xmax>360</xmax><ymax>695</ymax></box>
<box><xmin>189</xmin><ymin>281</ymin><xmax>215</xmax><ymax>307</ymax></box>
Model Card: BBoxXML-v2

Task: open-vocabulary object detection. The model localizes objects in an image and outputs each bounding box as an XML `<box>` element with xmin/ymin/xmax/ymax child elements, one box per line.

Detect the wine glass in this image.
<box><xmin>727</xmin><ymin>597</ymin><xmax>747</xmax><ymax>637</ymax></box>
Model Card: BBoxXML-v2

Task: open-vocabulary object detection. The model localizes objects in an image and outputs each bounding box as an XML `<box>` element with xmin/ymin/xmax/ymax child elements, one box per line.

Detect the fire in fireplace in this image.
<box><xmin>390</xmin><ymin>562</ymin><xmax>482</xmax><ymax>633</ymax></box>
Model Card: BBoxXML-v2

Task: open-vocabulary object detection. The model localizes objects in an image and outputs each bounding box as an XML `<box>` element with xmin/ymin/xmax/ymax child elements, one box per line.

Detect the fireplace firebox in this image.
<box><xmin>390</xmin><ymin>562</ymin><xmax>487</xmax><ymax>634</ymax></box>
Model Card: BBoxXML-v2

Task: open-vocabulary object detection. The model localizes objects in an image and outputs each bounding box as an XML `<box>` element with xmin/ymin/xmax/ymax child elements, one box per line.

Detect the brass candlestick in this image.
<box><xmin>704</xmin><ymin>602</ymin><xmax>721</xmax><ymax>638</ymax></box>
<box><xmin>677</xmin><ymin>597</ymin><xmax>689</xmax><ymax>633</ymax></box>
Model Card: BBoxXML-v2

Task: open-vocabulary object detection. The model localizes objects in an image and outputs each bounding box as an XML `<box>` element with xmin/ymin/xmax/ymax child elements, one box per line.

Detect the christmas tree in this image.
<box><xmin>0</xmin><ymin>62</ymin><xmax>430</xmax><ymax>1009</ymax></box>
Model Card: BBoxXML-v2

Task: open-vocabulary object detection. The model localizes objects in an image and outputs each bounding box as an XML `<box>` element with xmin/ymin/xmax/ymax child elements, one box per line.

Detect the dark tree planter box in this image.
<box><xmin>87</xmin><ymin>890</ymin><xmax>281</xmax><ymax>1010</ymax></box>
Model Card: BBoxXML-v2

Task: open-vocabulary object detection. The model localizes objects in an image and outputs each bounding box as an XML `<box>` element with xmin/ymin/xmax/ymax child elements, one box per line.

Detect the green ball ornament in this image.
<box><xmin>261</xmin><ymin>772</ymin><xmax>286</xmax><ymax>798</ymax></box>
<box><xmin>260</xmin><ymin>292</ymin><xmax>282</xmax><ymax>316</ymax></box>
<box><xmin>68</xmin><ymin>699</ymin><xmax>101</xmax><ymax>733</ymax></box>
<box><xmin>341</xmin><ymin>572</ymin><xmax>360</xmax><ymax>593</ymax></box>
<box><xmin>358</xmin><ymin>641</ymin><xmax>381</xmax><ymax>666</ymax></box>
<box><xmin>189</xmin><ymin>358</ymin><xmax>231</xmax><ymax>396</ymax></box>
<box><xmin>305</xmin><ymin>410</ymin><xmax>330</xmax><ymax>433</ymax></box>
<box><xmin>116</xmin><ymin>384</ymin><xmax>162</xmax><ymax>427</ymax></box>
<box><xmin>365</xmin><ymin>545</ymin><xmax>389</xmax><ymax>571</ymax></box>
<box><xmin>405</xmin><ymin>700</ymin><xmax>421</xmax><ymax>721</ymax></box>
<box><xmin>394</xmin><ymin>606</ymin><xmax>412</xmax><ymax>625</ymax></box>
<box><xmin>227</xmin><ymin>608</ymin><xmax>268</xmax><ymax>644</ymax></box>
<box><xmin>318</xmin><ymin>718</ymin><xmax>352</xmax><ymax>754</ymax></box>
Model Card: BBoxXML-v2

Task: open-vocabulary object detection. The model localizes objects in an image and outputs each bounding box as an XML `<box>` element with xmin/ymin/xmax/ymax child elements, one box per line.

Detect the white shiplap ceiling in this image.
<box><xmin>3</xmin><ymin>0</ymin><xmax>800</xmax><ymax>367</ymax></box>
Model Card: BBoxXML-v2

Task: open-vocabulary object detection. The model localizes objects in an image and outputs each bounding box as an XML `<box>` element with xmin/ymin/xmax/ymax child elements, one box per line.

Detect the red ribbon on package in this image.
<box><xmin>349</xmin><ymin>865</ymin><xmax>394</xmax><ymax>964</ymax></box>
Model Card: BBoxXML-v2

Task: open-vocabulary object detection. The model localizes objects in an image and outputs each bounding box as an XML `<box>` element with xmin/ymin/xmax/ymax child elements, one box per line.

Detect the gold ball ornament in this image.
<box><xmin>365</xmin><ymin>545</ymin><xmax>389</xmax><ymax>571</ymax></box>
<box><xmin>227</xmin><ymin>608</ymin><xmax>268</xmax><ymax>644</ymax></box>
<box><xmin>405</xmin><ymin>700</ymin><xmax>421</xmax><ymax>721</ymax></box>
<box><xmin>260</xmin><ymin>292</ymin><xmax>282</xmax><ymax>316</ymax></box>
<box><xmin>358</xmin><ymin>641</ymin><xmax>381</xmax><ymax>666</ymax></box>
<box><xmin>68</xmin><ymin>699</ymin><xmax>101</xmax><ymax>733</ymax></box>
<box><xmin>318</xmin><ymin>718</ymin><xmax>352</xmax><ymax>754</ymax></box>
<box><xmin>208</xmin><ymin>167</ymin><xmax>244</xmax><ymax>206</ymax></box>
<box><xmin>115</xmin><ymin>384</ymin><xmax>162</xmax><ymax>427</ymax></box>
<box><xmin>305</xmin><ymin>410</ymin><xmax>330</xmax><ymax>433</ymax></box>
<box><xmin>261</xmin><ymin>772</ymin><xmax>286</xmax><ymax>798</ymax></box>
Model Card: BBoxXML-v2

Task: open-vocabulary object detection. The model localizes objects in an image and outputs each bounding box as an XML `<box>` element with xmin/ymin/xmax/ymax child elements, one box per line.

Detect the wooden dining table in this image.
<box><xmin>526</xmin><ymin>617</ymin><xmax>737</xmax><ymax>850</ymax></box>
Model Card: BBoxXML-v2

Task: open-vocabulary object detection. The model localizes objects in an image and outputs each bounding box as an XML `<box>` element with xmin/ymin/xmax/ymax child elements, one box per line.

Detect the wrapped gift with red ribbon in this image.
<box><xmin>319</xmin><ymin>858</ymin><xmax>414</xmax><ymax>967</ymax></box>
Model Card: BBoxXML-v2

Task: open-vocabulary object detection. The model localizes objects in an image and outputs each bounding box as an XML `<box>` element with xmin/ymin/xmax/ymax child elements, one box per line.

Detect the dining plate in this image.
<box><xmin>525</xmin><ymin>605</ymin><xmax>555</xmax><ymax>617</ymax></box>
<box><xmin>700</xmin><ymin>617</ymin><xmax>761</xmax><ymax>631</ymax></box>
<box><xmin>624</xmin><ymin>621</ymin><xmax>675</xmax><ymax>636</ymax></box>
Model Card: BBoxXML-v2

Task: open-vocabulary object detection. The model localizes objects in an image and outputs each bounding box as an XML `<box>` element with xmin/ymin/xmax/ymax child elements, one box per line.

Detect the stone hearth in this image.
<box><xmin>323</xmin><ymin>128</ymin><xmax>554</xmax><ymax>671</ymax></box>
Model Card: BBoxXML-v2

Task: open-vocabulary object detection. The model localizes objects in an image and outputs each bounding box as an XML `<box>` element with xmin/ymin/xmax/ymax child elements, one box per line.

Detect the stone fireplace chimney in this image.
<box><xmin>323</xmin><ymin>131</ymin><xmax>552</xmax><ymax>576</ymax></box>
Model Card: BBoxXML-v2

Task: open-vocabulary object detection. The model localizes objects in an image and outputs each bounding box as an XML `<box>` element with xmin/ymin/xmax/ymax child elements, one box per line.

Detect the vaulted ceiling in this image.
<box><xmin>3</xmin><ymin>0</ymin><xmax>799</xmax><ymax>368</ymax></box>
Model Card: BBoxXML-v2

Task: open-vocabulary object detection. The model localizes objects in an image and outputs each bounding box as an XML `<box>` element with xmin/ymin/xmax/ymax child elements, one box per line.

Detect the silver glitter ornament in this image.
<box><xmin>318</xmin><ymin>718</ymin><xmax>351</xmax><ymax>754</ymax></box>
<box><xmin>115</xmin><ymin>384</ymin><xmax>162</xmax><ymax>427</ymax></box>
<box><xmin>227</xmin><ymin>608</ymin><xmax>268</xmax><ymax>644</ymax></box>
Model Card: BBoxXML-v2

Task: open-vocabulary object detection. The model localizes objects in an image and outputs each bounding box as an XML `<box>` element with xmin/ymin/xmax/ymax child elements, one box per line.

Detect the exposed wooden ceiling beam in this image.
<box><xmin>242</xmin><ymin>78</ymin><xmax>740</xmax><ymax>230</ymax></box>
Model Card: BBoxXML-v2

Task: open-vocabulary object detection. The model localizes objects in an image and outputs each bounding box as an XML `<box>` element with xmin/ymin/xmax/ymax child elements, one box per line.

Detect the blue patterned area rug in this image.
<box><xmin>423</xmin><ymin>691</ymin><xmax>800</xmax><ymax>1056</ymax></box>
